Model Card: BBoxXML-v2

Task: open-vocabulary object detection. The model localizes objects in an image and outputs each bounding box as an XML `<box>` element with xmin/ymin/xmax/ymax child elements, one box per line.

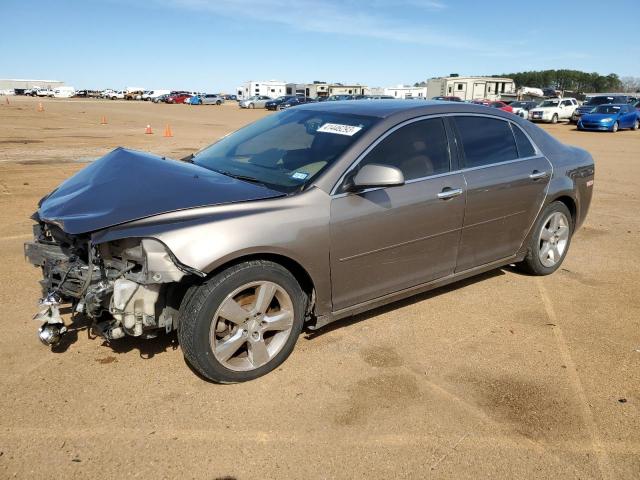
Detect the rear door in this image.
<box><xmin>452</xmin><ymin>115</ymin><xmax>551</xmax><ymax>271</ymax></box>
<box><xmin>330</xmin><ymin>117</ymin><xmax>466</xmax><ymax>310</ymax></box>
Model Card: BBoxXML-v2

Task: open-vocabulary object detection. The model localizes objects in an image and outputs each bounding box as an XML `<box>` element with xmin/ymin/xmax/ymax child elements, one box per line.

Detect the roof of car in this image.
<box><xmin>295</xmin><ymin>99</ymin><xmax>509</xmax><ymax>118</ymax></box>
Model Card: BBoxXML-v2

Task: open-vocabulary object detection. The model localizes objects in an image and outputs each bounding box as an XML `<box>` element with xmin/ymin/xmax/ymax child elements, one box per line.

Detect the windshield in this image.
<box><xmin>510</xmin><ymin>102</ymin><xmax>526</xmax><ymax>108</ymax></box>
<box><xmin>584</xmin><ymin>96</ymin><xmax>615</xmax><ymax>106</ymax></box>
<box><xmin>592</xmin><ymin>105</ymin><xmax>622</xmax><ymax>114</ymax></box>
<box><xmin>193</xmin><ymin>110</ymin><xmax>376</xmax><ymax>193</ymax></box>
<box><xmin>540</xmin><ymin>100</ymin><xmax>560</xmax><ymax>107</ymax></box>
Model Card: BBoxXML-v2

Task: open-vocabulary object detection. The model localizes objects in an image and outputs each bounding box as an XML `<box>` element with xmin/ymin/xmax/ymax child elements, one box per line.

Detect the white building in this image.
<box><xmin>426</xmin><ymin>76</ymin><xmax>515</xmax><ymax>101</ymax></box>
<box><xmin>384</xmin><ymin>84</ymin><xmax>428</xmax><ymax>99</ymax></box>
<box><xmin>239</xmin><ymin>80</ymin><xmax>286</xmax><ymax>99</ymax></box>
<box><xmin>328</xmin><ymin>83</ymin><xmax>367</xmax><ymax>96</ymax></box>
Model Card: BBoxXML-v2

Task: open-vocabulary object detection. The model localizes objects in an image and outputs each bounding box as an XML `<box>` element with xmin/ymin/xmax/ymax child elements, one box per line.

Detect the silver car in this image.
<box><xmin>239</xmin><ymin>95</ymin><xmax>272</xmax><ymax>109</ymax></box>
<box><xmin>191</xmin><ymin>94</ymin><xmax>225</xmax><ymax>105</ymax></box>
<box><xmin>25</xmin><ymin>101</ymin><xmax>594</xmax><ymax>383</ymax></box>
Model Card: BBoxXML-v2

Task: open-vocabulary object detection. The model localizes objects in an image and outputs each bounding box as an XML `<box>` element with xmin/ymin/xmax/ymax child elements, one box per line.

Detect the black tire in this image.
<box><xmin>612</xmin><ymin>121</ymin><xmax>619</xmax><ymax>133</ymax></box>
<box><xmin>518</xmin><ymin>201</ymin><xmax>573</xmax><ymax>276</ymax></box>
<box><xmin>178</xmin><ymin>260</ymin><xmax>306</xmax><ymax>383</ymax></box>
<box><xmin>216</xmin><ymin>100</ymin><xmax>221</xmax><ymax>105</ymax></box>
<box><xmin>551</xmin><ymin>114</ymin><xmax>558</xmax><ymax>124</ymax></box>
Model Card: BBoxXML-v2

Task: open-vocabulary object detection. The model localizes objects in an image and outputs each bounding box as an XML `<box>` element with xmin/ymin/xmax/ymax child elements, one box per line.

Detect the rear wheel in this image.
<box><xmin>178</xmin><ymin>260</ymin><xmax>306</xmax><ymax>383</ymax></box>
<box><xmin>216</xmin><ymin>100</ymin><xmax>222</xmax><ymax>105</ymax></box>
<box><xmin>518</xmin><ymin>202</ymin><xmax>572</xmax><ymax>276</ymax></box>
<box><xmin>249</xmin><ymin>103</ymin><xmax>255</xmax><ymax>109</ymax></box>
<box><xmin>612</xmin><ymin>121</ymin><xmax>619</xmax><ymax>133</ymax></box>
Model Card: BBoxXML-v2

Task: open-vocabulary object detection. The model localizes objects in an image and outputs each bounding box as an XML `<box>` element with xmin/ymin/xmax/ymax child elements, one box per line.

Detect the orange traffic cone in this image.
<box><xmin>163</xmin><ymin>124</ymin><xmax>173</xmax><ymax>137</ymax></box>
<box><xmin>37</xmin><ymin>102</ymin><xmax>44</xmax><ymax>112</ymax></box>
<box><xmin>145</xmin><ymin>124</ymin><xmax>153</xmax><ymax>134</ymax></box>
<box><xmin>100</xmin><ymin>115</ymin><xmax>107</xmax><ymax>125</ymax></box>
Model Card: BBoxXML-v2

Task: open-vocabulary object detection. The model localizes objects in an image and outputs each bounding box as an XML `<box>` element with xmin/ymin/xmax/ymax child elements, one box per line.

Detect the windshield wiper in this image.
<box><xmin>213</xmin><ymin>169</ymin><xmax>268</xmax><ymax>188</ymax></box>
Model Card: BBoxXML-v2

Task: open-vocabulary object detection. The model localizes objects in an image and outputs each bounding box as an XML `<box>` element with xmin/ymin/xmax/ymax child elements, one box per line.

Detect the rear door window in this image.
<box><xmin>453</xmin><ymin>116</ymin><xmax>518</xmax><ymax>168</ymax></box>
<box><xmin>358</xmin><ymin>118</ymin><xmax>451</xmax><ymax>181</ymax></box>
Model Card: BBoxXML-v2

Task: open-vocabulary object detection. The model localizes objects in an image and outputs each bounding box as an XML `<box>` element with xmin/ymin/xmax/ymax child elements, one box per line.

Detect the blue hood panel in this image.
<box><xmin>581</xmin><ymin>113</ymin><xmax>616</xmax><ymax>122</ymax></box>
<box><xmin>38</xmin><ymin>147</ymin><xmax>284</xmax><ymax>234</ymax></box>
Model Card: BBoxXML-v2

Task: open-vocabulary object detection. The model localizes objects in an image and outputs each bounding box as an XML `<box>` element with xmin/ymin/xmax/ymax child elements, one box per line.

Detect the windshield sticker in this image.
<box><xmin>291</xmin><ymin>172</ymin><xmax>309</xmax><ymax>180</ymax></box>
<box><xmin>317</xmin><ymin>123</ymin><xmax>363</xmax><ymax>136</ymax></box>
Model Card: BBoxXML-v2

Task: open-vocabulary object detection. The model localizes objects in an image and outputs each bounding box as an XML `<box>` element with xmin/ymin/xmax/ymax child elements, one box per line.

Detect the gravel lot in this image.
<box><xmin>0</xmin><ymin>96</ymin><xmax>638</xmax><ymax>479</ymax></box>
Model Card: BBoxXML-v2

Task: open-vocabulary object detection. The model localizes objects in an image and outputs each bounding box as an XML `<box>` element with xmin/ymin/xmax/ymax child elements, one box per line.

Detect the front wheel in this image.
<box><xmin>612</xmin><ymin>121</ymin><xmax>619</xmax><ymax>133</ymax></box>
<box><xmin>551</xmin><ymin>114</ymin><xmax>558</xmax><ymax>124</ymax></box>
<box><xmin>633</xmin><ymin>119</ymin><xmax>639</xmax><ymax>131</ymax></box>
<box><xmin>249</xmin><ymin>103</ymin><xmax>255</xmax><ymax>109</ymax></box>
<box><xmin>178</xmin><ymin>260</ymin><xmax>306</xmax><ymax>383</ymax></box>
<box><xmin>518</xmin><ymin>202</ymin><xmax>572</xmax><ymax>276</ymax></box>
<box><xmin>216</xmin><ymin>100</ymin><xmax>221</xmax><ymax>105</ymax></box>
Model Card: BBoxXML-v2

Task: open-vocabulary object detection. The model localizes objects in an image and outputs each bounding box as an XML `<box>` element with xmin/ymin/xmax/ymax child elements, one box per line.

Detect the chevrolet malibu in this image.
<box><xmin>25</xmin><ymin>101</ymin><xmax>594</xmax><ymax>383</ymax></box>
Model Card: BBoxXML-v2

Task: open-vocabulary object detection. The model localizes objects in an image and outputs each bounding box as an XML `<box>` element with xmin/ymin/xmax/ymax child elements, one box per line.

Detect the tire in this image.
<box><xmin>216</xmin><ymin>100</ymin><xmax>221</xmax><ymax>105</ymax></box>
<box><xmin>178</xmin><ymin>260</ymin><xmax>306</xmax><ymax>383</ymax></box>
<box><xmin>633</xmin><ymin>119</ymin><xmax>639</xmax><ymax>131</ymax></box>
<box><xmin>249</xmin><ymin>103</ymin><xmax>255</xmax><ymax>109</ymax></box>
<box><xmin>612</xmin><ymin>121</ymin><xmax>619</xmax><ymax>133</ymax></box>
<box><xmin>518</xmin><ymin>201</ymin><xmax>573</xmax><ymax>276</ymax></box>
<box><xmin>551</xmin><ymin>114</ymin><xmax>558</xmax><ymax>124</ymax></box>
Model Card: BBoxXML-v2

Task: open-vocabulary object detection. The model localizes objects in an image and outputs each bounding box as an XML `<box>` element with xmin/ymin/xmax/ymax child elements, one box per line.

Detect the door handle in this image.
<box><xmin>437</xmin><ymin>188</ymin><xmax>463</xmax><ymax>200</ymax></box>
<box><xmin>529</xmin><ymin>170</ymin><xmax>549</xmax><ymax>180</ymax></box>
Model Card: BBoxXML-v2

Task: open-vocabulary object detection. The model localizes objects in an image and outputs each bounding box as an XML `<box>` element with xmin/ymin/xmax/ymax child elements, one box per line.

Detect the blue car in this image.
<box><xmin>578</xmin><ymin>104</ymin><xmax>640</xmax><ymax>132</ymax></box>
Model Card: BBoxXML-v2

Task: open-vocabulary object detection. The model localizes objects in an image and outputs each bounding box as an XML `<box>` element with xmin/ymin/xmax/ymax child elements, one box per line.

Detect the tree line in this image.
<box><xmin>495</xmin><ymin>70</ymin><xmax>634</xmax><ymax>93</ymax></box>
<box><xmin>414</xmin><ymin>71</ymin><xmax>640</xmax><ymax>93</ymax></box>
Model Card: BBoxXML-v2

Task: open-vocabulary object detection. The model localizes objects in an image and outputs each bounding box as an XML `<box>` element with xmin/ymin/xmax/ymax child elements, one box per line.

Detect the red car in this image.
<box><xmin>472</xmin><ymin>99</ymin><xmax>513</xmax><ymax>113</ymax></box>
<box><xmin>489</xmin><ymin>101</ymin><xmax>513</xmax><ymax>113</ymax></box>
<box><xmin>167</xmin><ymin>93</ymin><xmax>192</xmax><ymax>104</ymax></box>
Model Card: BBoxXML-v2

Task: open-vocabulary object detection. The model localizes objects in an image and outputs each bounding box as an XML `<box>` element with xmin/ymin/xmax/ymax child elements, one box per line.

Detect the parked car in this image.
<box><xmin>36</xmin><ymin>88</ymin><xmax>55</xmax><ymax>97</ymax></box>
<box><xmin>125</xmin><ymin>90</ymin><xmax>144</xmax><ymax>100</ymax></box>
<box><xmin>571</xmin><ymin>95</ymin><xmax>634</xmax><ymax>124</ymax></box>
<box><xmin>432</xmin><ymin>96</ymin><xmax>462</xmax><ymax>102</ymax></box>
<box><xmin>529</xmin><ymin>98</ymin><xmax>578</xmax><ymax>123</ymax></box>
<box><xmin>279</xmin><ymin>96</ymin><xmax>316</xmax><ymax>109</ymax></box>
<box><xmin>577</xmin><ymin>104</ymin><xmax>640</xmax><ymax>132</ymax></box>
<box><xmin>153</xmin><ymin>94</ymin><xmax>170</xmax><ymax>103</ymax></box>
<box><xmin>24</xmin><ymin>87</ymin><xmax>42</xmax><ymax>96</ymax></box>
<box><xmin>265</xmin><ymin>96</ymin><xmax>299</xmax><ymax>110</ymax></box>
<box><xmin>488</xmin><ymin>101</ymin><xmax>513</xmax><ymax>113</ymax></box>
<box><xmin>224</xmin><ymin>94</ymin><xmax>238</xmax><ymax>101</ymax></box>
<box><xmin>356</xmin><ymin>95</ymin><xmax>395</xmax><ymax>100</ymax></box>
<box><xmin>510</xmin><ymin>101</ymin><xmax>539</xmax><ymax>118</ymax></box>
<box><xmin>106</xmin><ymin>90</ymin><xmax>125</xmax><ymax>100</ymax></box>
<box><xmin>239</xmin><ymin>95</ymin><xmax>272</xmax><ymax>109</ymax></box>
<box><xmin>326</xmin><ymin>95</ymin><xmax>355</xmax><ymax>101</ymax></box>
<box><xmin>189</xmin><ymin>94</ymin><xmax>225</xmax><ymax>105</ymax></box>
<box><xmin>25</xmin><ymin>101</ymin><xmax>594</xmax><ymax>383</ymax></box>
<box><xmin>166</xmin><ymin>92</ymin><xmax>193</xmax><ymax>104</ymax></box>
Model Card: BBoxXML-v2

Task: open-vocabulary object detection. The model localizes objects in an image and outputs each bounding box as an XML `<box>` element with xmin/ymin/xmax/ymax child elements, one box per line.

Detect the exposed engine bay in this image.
<box><xmin>24</xmin><ymin>220</ymin><xmax>194</xmax><ymax>346</ymax></box>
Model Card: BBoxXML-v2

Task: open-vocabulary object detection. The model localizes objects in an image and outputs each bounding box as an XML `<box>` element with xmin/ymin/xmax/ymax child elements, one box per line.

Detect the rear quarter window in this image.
<box><xmin>511</xmin><ymin>125</ymin><xmax>536</xmax><ymax>158</ymax></box>
<box><xmin>453</xmin><ymin>116</ymin><xmax>518</xmax><ymax>168</ymax></box>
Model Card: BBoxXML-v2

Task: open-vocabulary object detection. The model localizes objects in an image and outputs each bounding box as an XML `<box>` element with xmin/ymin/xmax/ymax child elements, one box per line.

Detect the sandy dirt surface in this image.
<box><xmin>0</xmin><ymin>96</ymin><xmax>638</xmax><ymax>479</ymax></box>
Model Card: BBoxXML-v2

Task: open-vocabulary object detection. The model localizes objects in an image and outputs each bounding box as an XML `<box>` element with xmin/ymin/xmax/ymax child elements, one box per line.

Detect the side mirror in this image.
<box><xmin>349</xmin><ymin>164</ymin><xmax>405</xmax><ymax>191</ymax></box>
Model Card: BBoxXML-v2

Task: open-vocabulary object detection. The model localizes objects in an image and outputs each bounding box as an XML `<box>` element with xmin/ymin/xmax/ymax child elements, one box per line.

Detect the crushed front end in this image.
<box><xmin>25</xmin><ymin>219</ymin><xmax>192</xmax><ymax>346</ymax></box>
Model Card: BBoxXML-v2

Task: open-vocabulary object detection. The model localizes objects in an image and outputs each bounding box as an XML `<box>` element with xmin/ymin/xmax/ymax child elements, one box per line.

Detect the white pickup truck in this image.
<box><xmin>528</xmin><ymin>98</ymin><xmax>578</xmax><ymax>123</ymax></box>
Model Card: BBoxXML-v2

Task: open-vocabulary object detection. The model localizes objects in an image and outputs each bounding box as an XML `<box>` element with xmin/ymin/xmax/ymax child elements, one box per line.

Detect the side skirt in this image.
<box><xmin>309</xmin><ymin>254</ymin><xmax>524</xmax><ymax>331</ymax></box>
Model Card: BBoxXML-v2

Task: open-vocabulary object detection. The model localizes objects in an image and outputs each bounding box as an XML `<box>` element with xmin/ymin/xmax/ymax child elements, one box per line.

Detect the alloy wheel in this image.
<box><xmin>538</xmin><ymin>212</ymin><xmax>570</xmax><ymax>268</ymax></box>
<box><xmin>209</xmin><ymin>281</ymin><xmax>294</xmax><ymax>372</ymax></box>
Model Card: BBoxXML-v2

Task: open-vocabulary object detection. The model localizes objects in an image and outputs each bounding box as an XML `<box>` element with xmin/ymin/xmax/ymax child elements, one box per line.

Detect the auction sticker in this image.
<box><xmin>317</xmin><ymin>123</ymin><xmax>363</xmax><ymax>136</ymax></box>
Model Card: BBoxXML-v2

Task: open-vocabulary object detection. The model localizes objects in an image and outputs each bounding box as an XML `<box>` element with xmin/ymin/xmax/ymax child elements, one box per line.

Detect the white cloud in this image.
<box><xmin>152</xmin><ymin>0</ymin><xmax>488</xmax><ymax>50</ymax></box>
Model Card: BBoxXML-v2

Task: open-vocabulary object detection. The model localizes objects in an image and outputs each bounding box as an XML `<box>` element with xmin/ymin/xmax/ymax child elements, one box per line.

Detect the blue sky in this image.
<box><xmin>1</xmin><ymin>0</ymin><xmax>638</xmax><ymax>92</ymax></box>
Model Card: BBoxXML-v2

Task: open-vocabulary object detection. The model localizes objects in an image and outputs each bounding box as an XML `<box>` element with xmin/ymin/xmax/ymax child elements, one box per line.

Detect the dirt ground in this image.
<box><xmin>0</xmin><ymin>96</ymin><xmax>638</xmax><ymax>479</ymax></box>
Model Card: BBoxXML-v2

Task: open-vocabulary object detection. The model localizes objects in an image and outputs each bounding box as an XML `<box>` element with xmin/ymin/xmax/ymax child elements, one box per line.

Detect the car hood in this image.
<box><xmin>581</xmin><ymin>113</ymin><xmax>618</xmax><ymax>121</ymax></box>
<box><xmin>37</xmin><ymin>147</ymin><xmax>285</xmax><ymax>235</ymax></box>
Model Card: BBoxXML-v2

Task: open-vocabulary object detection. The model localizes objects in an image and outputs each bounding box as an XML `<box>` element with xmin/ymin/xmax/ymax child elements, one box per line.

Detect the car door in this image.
<box><xmin>330</xmin><ymin>117</ymin><xmax>466</xmax><ymax>311</ymax></box>
<box><xmin>452</xmin><ymin>115</ymin><xmax>551</xmax><ymax>271</ymax></box>
<box><xmin>619</xmin><ymin>105</ymin><xmax>636</xmax><ymax>128</ymax></box>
